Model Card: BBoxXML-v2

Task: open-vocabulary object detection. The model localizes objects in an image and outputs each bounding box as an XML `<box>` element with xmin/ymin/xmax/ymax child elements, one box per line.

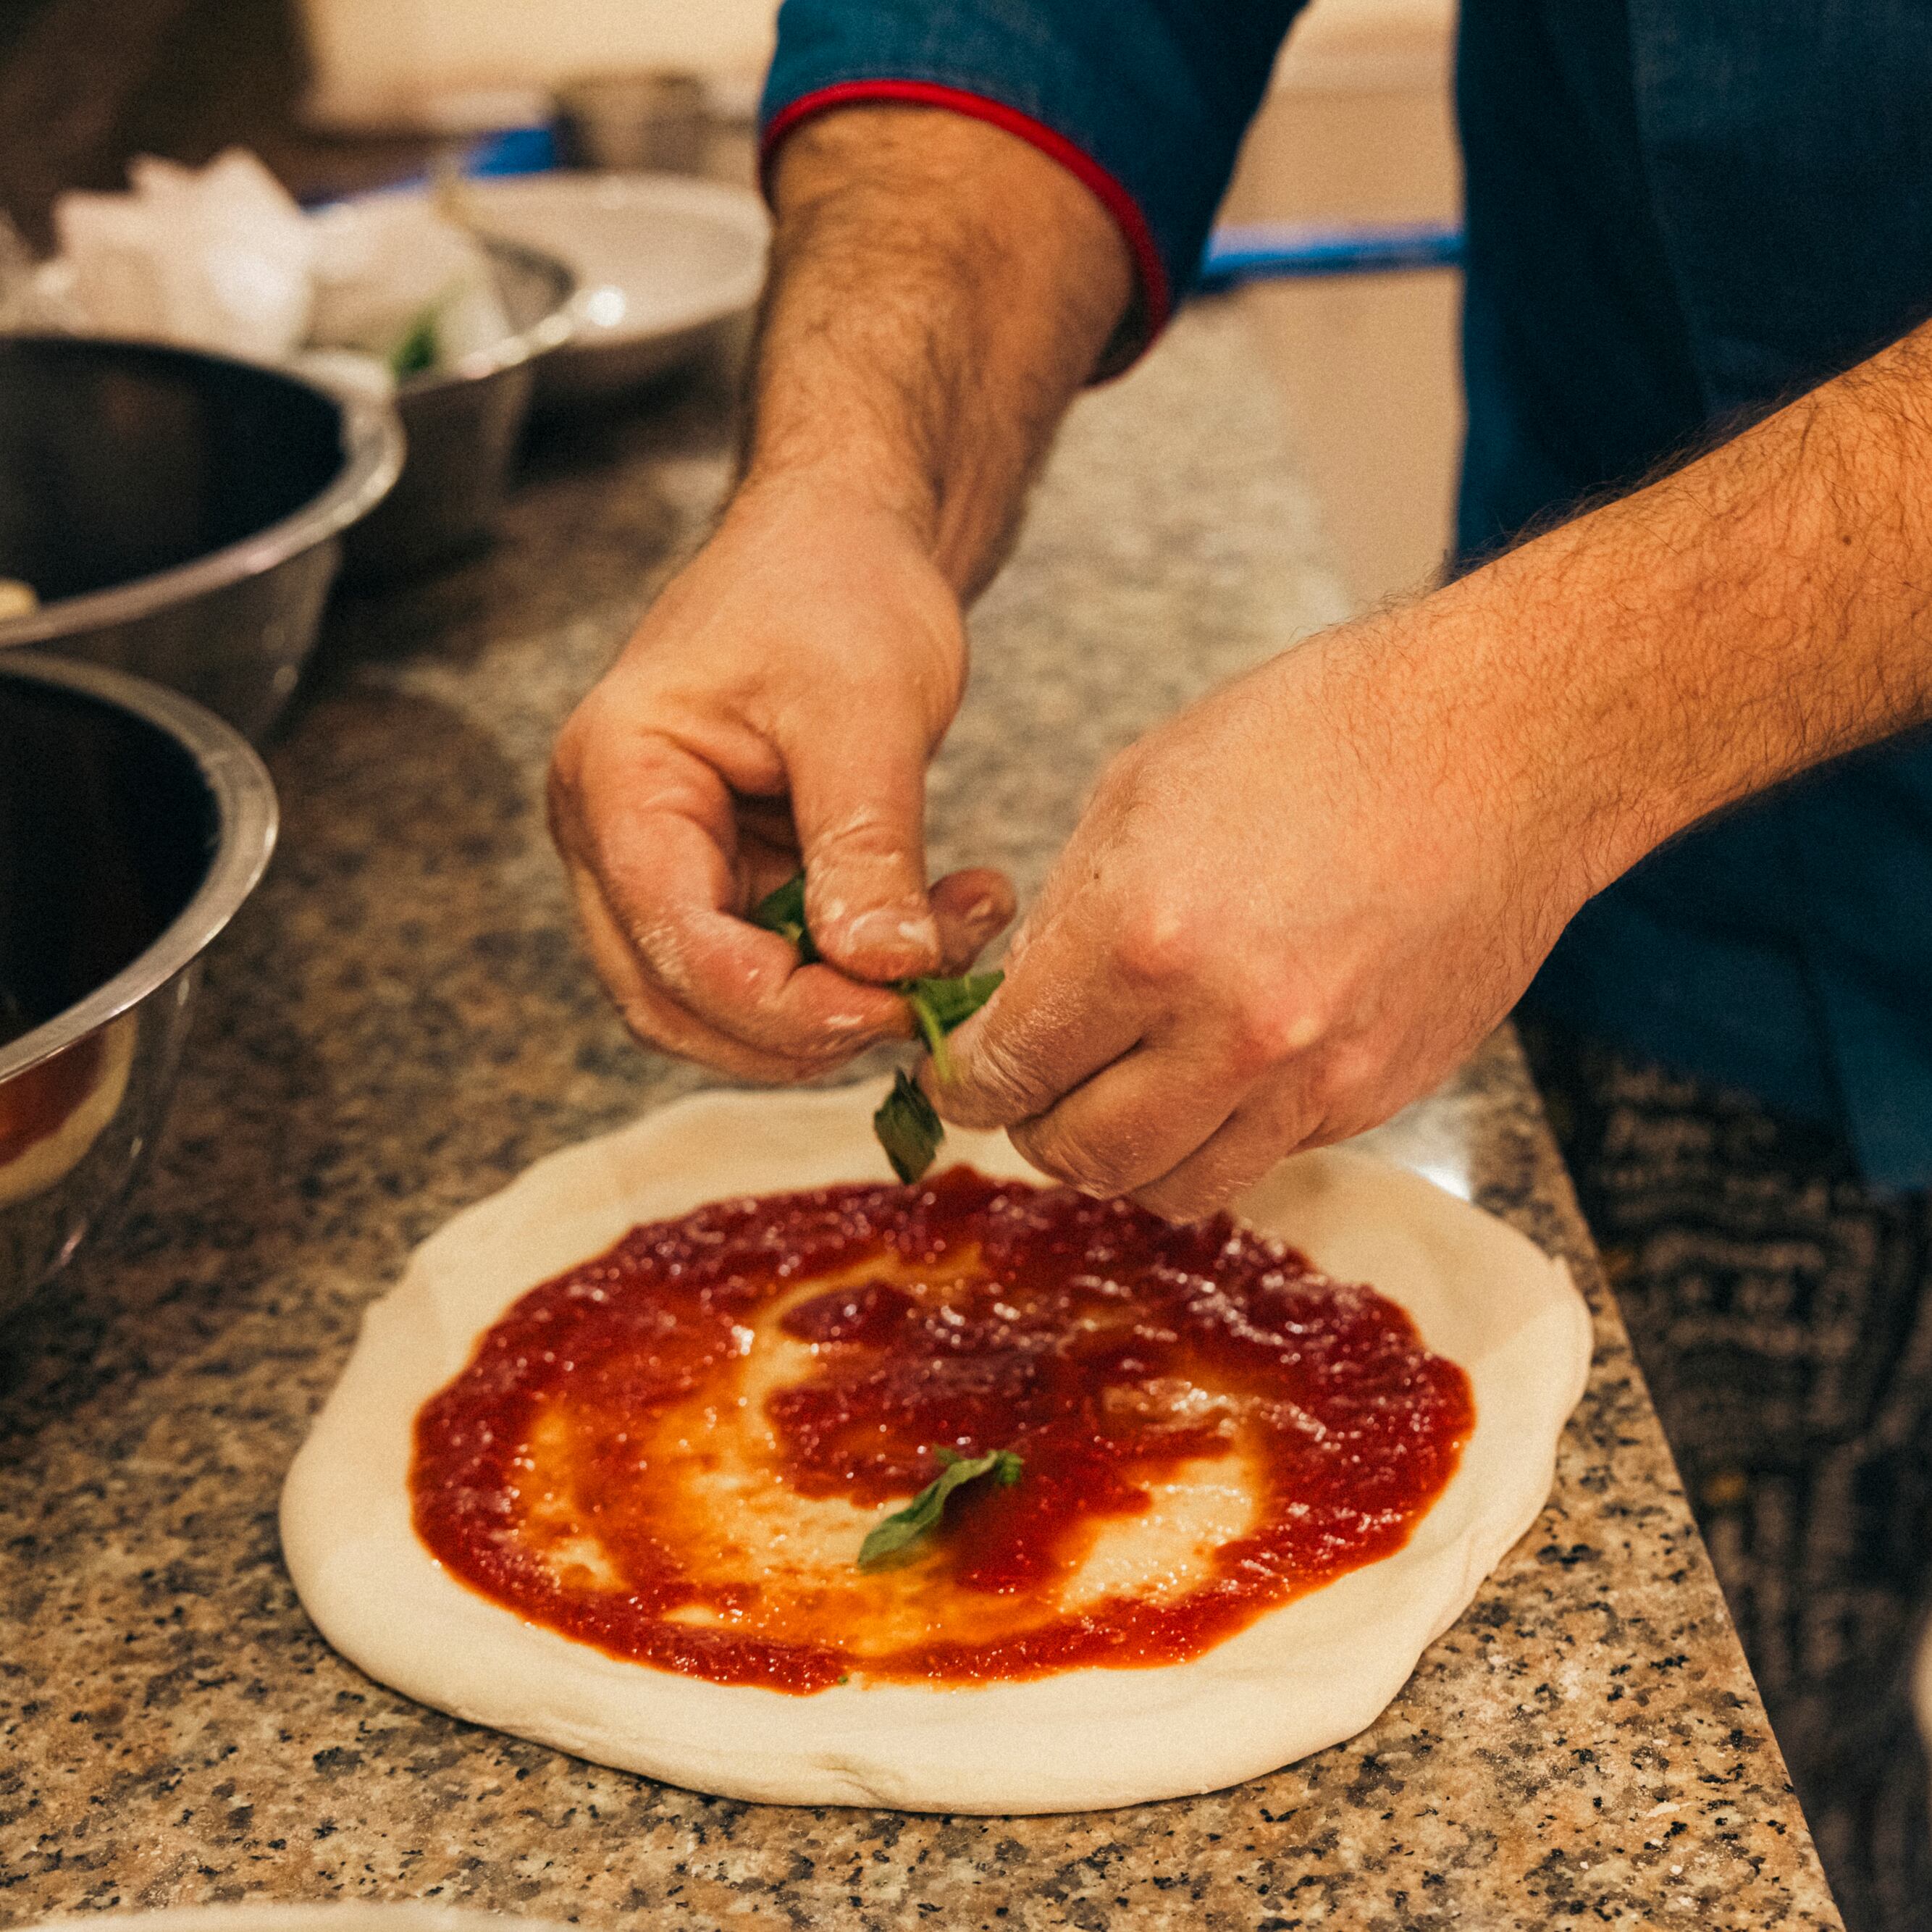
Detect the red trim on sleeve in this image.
<box><xmin>760</xmin><ymin>79</ymin><xmax>1172</xmax><ymax>353</ymax></box>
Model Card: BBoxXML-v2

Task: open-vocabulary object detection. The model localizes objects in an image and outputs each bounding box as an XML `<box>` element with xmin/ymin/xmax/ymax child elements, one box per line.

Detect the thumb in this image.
<box><xmin>788</xmin><ymin>718</ymin><xmax>942</xmax><ymax>983</ymax></box>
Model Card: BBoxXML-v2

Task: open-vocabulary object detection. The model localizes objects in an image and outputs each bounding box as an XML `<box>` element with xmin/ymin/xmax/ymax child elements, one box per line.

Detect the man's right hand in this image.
<box><xmin>547</xmin><ymin>469</ymin><xmax>1015</xmax><ymax>1083</ymax></box>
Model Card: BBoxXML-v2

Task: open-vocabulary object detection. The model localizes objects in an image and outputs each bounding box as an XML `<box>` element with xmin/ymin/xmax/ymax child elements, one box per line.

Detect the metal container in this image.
<box><xmin>342</xmin><ymin>235</ymin><xmax>576</xmax><ymax>581</ymax></box>
<box><xmin>0</xmin><ymin>652</ymin><xmax>277</xmax><ymax>1321</ymax></box>
<box><xmin>448</xmin><ymin>173</ymin><xmax>768</xmax><ymax>408</ymax></box>
<box><xmin>0</xmin><ymin>337</ymin><xmax>400</xmax><ymax>742</ymax></box>
<box><xmin>553</xmin><ymin>70</ymin><xmax>711</xmax><ymax>174</ymax></box>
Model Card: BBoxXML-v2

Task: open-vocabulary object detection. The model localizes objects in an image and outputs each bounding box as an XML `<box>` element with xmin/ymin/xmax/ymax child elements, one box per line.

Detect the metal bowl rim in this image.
<box><xmin>0</xmin><ymin>650</ymin><xmax>278</xmax><ymax>1085</ymax></box>
<box><xmin>392</xmin><ymin>232</ymin><xmax>579</xmax><ymax>394</ymax></box>
<box><xmin>0</xmin><ymin>336</ymin><xmax>403</xmax><ymax>648</ymax></box>
<box><xmin>460</xmin><ymin>171</ymin><xmax>770</xmax><ymax>347</ymax></box>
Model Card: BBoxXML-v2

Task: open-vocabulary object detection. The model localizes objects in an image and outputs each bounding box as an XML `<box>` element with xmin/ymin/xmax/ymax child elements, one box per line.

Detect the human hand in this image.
<box><xmin>547</xmin><ymin>473</ymin><xmax>1013</xmax><ymax>1081</ymax></box>
<box><xmin>934</xmin><ymin>609</ymin><xmax>1592</xmax><ymax>1219</ymax></box>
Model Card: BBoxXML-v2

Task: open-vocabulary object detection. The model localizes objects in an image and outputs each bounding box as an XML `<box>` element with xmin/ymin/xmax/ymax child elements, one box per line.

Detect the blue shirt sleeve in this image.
<box><xmin>761</xmin><ymin>0</ymin><xmax>1305</xmax><ymax>362</ymax></box>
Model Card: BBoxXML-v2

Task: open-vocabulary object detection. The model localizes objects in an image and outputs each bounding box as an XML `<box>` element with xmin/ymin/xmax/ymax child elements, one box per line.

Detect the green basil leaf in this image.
<box><xmin>749</xmin><ymin>870</ymin><xmax>1001</xmax><ymax>1166</ymax></box>
<box><xmin>901</xmin><ymin>971</ymin><xmax>1003</xmax><ymax>1081</ymax></box>
<box><xmin>905</xmin><ymin>971</ymin><xmax>1003</xmax><ymax>1033</ymax></box>
<box><xmin>873</xmin><ymin>1068</ymin><xmax>943</xmax><ymax>1183</ymax></box>
<box><xmin>857</xmin><ymin>1445</ymin><xmax>1025</xmax><ymax>1571</ymax></box>
<box><xmin>748</xmin><ymin>871</ymin><xmax>818</xmax><ymax>962</ymax></box>
<box><xmin>389</xmin><ymin>303</ymin><xmax>441</xmax><ymax>379</ymax></box>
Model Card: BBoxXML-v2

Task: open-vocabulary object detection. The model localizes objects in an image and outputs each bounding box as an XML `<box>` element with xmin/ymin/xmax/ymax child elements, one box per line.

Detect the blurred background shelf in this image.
<box><xmin>1225</xmin><ymin>0</ymin><xmax>1463</xmax><ymax>613</ymax></box>
<box><xmin>0</xmin><ymin>0</ymin><xmax>1463</xmax><ymax>616</ymax></box>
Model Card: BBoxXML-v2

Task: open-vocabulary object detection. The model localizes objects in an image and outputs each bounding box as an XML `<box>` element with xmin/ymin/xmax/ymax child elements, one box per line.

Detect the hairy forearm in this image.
<box><xmin>742</xmin><ymin>106</ymin><xmax>1133</xmax><ymax>598</ymax></box>
<box><xmin>1369</xmin><ymin>322</ymin><xmax>1932</xmax><ymax>903</ymax></box>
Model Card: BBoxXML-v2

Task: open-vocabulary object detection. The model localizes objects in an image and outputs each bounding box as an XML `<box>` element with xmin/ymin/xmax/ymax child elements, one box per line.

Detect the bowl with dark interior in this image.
<box><xmin>0</xmin><ymin>335</ymin><xmax>400</xmax><ymax>742</ymax></box>
<box><xmin>0</xmin><ymin>650</ymin><xmax>277</xmax><ymax>1321</ymax></box>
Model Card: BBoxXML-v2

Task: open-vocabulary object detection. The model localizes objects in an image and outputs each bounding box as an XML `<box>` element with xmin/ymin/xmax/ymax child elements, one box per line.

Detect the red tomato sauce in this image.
<box><xmin>411</xmin><ymin>1166</ymin><xmax>1474</xmax><ymax>1694</ymax></box>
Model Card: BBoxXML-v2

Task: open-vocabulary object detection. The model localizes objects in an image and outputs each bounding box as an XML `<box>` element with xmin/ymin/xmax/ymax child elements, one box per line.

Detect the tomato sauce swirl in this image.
<box><xmin>411</xmin><ymin>1166</ymin><xmax>1473</xmax><ymax>1694</ymax></box>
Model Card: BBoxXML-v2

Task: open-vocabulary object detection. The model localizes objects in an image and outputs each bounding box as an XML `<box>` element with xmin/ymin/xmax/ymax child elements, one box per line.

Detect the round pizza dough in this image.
<box><xmin>281</xmin><ymin>1078</ymin><xmax>1592</xmax><ymax>1815</ymax></box>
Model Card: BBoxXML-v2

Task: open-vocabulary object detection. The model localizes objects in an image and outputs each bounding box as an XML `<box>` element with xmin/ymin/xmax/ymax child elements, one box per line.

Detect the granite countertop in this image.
<box><xmin>0</xmin><ymin>303</ymin><xmax>1842</xmax><ymax>1929</ymax></box>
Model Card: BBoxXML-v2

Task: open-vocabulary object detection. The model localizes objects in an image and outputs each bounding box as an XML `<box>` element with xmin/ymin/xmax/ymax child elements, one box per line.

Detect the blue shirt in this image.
<box><xmin>765</xmin><ymin>0</ymin><xmax>1932</xmax><ymax>1188</ymax></box>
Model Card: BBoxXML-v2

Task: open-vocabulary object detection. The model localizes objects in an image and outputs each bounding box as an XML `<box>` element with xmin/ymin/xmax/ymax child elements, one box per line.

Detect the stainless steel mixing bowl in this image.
<box><xmin>0</xmin><ymin>337</ymin><xmax>401</xmax><ymax>742</ymax></box>
<box><xmin>0</xmin><ymin>650</ymin><xmax>277</xmax><ymax>1320</ymax></box>
<box><xmin>341</xmin><ymin>235</ymin><xmax>576</xmax><ymax>581</ymax></box>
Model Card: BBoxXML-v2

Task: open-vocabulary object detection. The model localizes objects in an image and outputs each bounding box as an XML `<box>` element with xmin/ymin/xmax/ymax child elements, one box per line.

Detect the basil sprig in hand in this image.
<box><xmin>750</xmin><ymin>870</ymin><xmax>1001</xmax><ymax>1181</ymax></box>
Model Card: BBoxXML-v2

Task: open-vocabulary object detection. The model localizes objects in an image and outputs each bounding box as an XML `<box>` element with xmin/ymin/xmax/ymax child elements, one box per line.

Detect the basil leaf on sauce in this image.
<box><xmin>749</xmin><ymin>870</ymin><xmax>1002</xmax><ymax>1175</ymax></box>
<box><xmin>857</xmin><ymin>1446</ymin><xmax>1025</xmax><ymax>1571</ymax></box>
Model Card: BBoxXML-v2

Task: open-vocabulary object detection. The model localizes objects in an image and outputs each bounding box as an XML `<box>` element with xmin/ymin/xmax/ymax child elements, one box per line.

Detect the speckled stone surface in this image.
<box><xmin>0</xmin><ymin>303</ymin><xmax>1842</xmax><ymax>1929</ymax></box>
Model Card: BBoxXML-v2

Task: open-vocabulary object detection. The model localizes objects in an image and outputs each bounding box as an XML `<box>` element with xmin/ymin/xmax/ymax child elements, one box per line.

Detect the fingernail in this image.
<box><xmin>846</xmin><ymin>907</ymin><xmax>939</xmax><ymax>955</ymax></box>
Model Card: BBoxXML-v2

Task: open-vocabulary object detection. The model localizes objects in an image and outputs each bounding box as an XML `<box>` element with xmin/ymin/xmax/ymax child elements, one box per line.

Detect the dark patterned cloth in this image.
<box><xmin>1522</xmin><ymin>1017</ymin><xmax>1932</xmax><ymax>1932</ymax></box>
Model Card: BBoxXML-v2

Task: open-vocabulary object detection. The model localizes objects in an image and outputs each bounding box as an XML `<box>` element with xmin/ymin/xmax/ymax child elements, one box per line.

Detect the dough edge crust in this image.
<box><xmin>280</xmin><ymin>1078</ymin><xmax>1593</xmax><ymax>1815</ymax></box>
